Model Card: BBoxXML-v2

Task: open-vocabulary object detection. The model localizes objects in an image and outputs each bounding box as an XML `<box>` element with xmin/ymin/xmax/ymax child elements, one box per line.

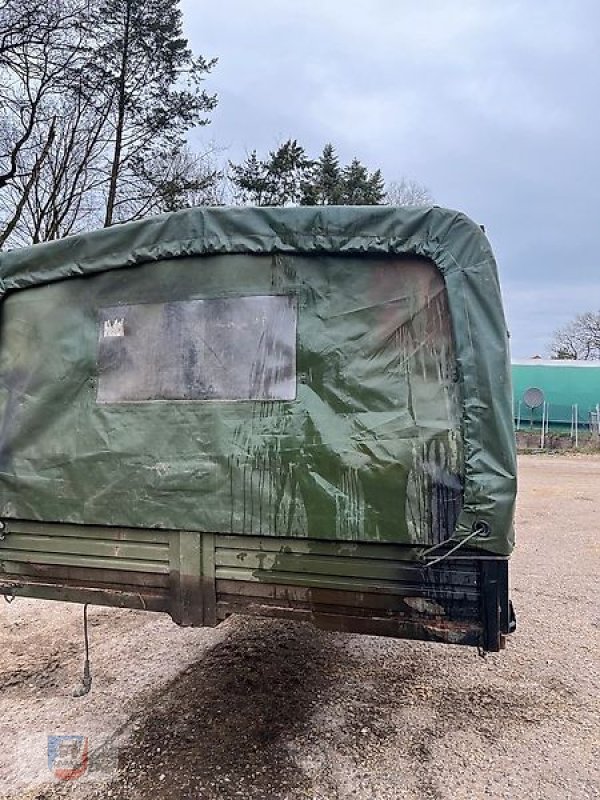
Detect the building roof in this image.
<box><xmin>513</xmin><ymin>359</ymin><xmax>600</xmax><ymax>368</ymax></box>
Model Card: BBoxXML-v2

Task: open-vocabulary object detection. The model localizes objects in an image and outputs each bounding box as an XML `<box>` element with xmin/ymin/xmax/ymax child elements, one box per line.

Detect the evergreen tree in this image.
<box><xmin>229</xmin><ymin>150</ymin><xmax>268</xmax><ymax>205</ymax></box>
<box><xmin>340</xmin><ymin>158</ymin><xmax>383</xmax><ymax>206</ymax></box>
<box><xmin>85</xmin><ymin>0</ymin><xmax>217</xmax><ymax>226</ymax></box>
<box><xmin>301</xmin><ymin>143</ymin><xmax>341</xmax><ymax>205</ymax></box>
<box><xmin>230</xmin><ymin>141</ymin><xmax>390</xmax><ymax>208</ymax></box>
<box><xmin>264</xmin><ymin>139</ymin><xmax>313</xmax><ymax>205</ymax></box>
<box><xmin>230</xmin><ymin>139</ymin><xmax>313</xmax><ymax>206</ymax></box>
<box><xmin>367</xmin><ymin>168</ymin><xmax>386</xmax><ymax>205</ymax></box>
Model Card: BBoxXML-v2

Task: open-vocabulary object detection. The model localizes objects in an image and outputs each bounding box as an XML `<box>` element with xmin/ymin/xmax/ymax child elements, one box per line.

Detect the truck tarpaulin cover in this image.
<box><xmin>0</xmin><ymin>207</ymin><xmax>516</xmax><ymax>555</ymax></box>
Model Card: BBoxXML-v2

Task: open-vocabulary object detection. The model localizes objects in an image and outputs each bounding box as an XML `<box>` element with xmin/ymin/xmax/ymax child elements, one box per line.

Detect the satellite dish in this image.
<box><xmin>523</xmin><ymin>387</ymin><xmax>544</xmax><ymax>409</ymax></box>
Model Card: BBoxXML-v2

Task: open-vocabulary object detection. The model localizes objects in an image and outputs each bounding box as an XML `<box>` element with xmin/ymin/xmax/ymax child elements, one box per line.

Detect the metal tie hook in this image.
<box><xmin>421</xmin><ymin>521</ymin><xmax>491</xmax><ymax>569</ymax></box>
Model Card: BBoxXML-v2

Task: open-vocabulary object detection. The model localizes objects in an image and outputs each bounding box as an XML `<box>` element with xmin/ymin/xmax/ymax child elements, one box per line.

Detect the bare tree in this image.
<box><xmin>386</xmin><ymin>178</ymin><xmax>433</xmax><ymax>206</ymax></box>
<box><xmin>0</xmin><ymin>0</ymin><xmax>219</xmax><ymax>249</ymax></box>
<box><xmin>551</xmin><ymin>312</ymin><xmax>600</xmax><ymax>360</ymax></box>
<box><xmin>0</xmin><ymin>0</ymin><xmax>99</xmax><ymax>246</ymax></box>
<box><xmin>0</xmin><ymin>0</ymin><xmax>85</xmax><ymax>191</ymax></box>
<box><xmin>0</xmin><ymin>90</ymin><xmax>113</xmax><ymax>247</ymax></box>
<box><xmin>0</xmin><ymin>118</ymin><xmax>56</xmax><ymax>247</ymax></box>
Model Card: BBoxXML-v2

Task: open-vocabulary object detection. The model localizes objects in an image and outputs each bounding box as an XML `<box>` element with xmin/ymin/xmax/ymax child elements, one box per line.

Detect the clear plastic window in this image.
<box><xmin>97</xmin><ymin>295</ymin><xmax>297</xmax><ymax>403</ymax></box>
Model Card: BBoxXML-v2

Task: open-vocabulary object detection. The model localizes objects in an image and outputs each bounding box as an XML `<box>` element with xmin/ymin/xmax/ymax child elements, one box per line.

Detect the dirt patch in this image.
<box><xmin>92</xmin><ymin>619</ymin><xmax>343</xmax><ymax>799</ymax></box>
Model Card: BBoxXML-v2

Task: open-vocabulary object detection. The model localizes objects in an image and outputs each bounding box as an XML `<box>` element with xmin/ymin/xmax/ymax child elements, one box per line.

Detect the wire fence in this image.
<box><xmin>514</xmin><ymin>401</ymin><xmax>600</xmax><ymax>448</ymax></box>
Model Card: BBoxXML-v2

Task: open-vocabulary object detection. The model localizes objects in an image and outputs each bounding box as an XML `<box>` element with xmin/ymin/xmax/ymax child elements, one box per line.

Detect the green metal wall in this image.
<box><xmin>512</xmin><ymin>360</ymin><xmax>600</xmax><ymax>426</ymax></box>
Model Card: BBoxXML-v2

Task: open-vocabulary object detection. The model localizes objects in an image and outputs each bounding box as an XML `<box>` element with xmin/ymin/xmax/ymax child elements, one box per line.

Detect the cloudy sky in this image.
<box><xmin>181</xmin><ymin>0</ymin><xmax>599</xmax><ymax>358</ymax></box>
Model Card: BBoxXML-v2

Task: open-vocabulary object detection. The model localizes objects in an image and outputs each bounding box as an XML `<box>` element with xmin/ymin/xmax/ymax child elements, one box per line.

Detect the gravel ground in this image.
<box><xmin>0</xmin><ymin>454</ymin><xmax>598</xmax><ymax>800</ymax></box>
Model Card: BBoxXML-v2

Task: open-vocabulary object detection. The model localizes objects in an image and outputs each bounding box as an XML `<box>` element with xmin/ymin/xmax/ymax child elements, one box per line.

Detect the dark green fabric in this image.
<box><xmin>0</xmin><ymin>206</ymin><xmax>516</xmax><ymax>554</ymax></box>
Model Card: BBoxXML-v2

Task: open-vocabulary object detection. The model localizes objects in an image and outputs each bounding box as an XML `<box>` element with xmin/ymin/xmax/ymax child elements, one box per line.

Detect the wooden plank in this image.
<box><xmin>3</xmin><ymin>520</ymin><xmax>172</xmax><ymax>544</ymax></box>
<box><xmin>215</xmin><ymin>534</ymin><xmax>423</xmax><ymax>561</ymax></box>
<box><xmin>0</xmin><ymin>560</ymin><xmax>170</xmax><ymax>589</ymax></box>
<box><xmin>0</xmin><ymin>580</ymin><xmax>168</xmax><ymax>613</ymax></box>
<box><xmin>0</xmin><ymin>550</ymin><xmax>169</xmax><ymax>574</ymax></box>
<box><xmin>215</xmin><ymin>579</ymin><xmax>480</xmax><ymax>614</ymax></box>
<box><xmin>214</xmin><ymin>600</ymin><xmax>480</xmax><ymax>645</ymax></box>
<box><xmin>1</xmin><ymin>534</ymin><xmax>168</xmax><ymax>563</ymax></box>
<box><xmin>214</xmin><ymin>566</ymin><xmax>479</xmax><ymax>598</ymax></box>
<box><xmin>215</xmin><ymin>566</ymin><xmax>418</xmax><ymax>594</ymax></box>
<box><xmin>215</xmin><ymin>549</ymin><xmax>477</xmax><ymax>584</ymax></box>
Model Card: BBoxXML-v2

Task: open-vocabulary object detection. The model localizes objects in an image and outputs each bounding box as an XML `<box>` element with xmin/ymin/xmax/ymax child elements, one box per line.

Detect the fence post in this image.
<box><xmin>540</xmin><ymin>402</ymin><xmax>546</xmax><ymax>449</ymax></box>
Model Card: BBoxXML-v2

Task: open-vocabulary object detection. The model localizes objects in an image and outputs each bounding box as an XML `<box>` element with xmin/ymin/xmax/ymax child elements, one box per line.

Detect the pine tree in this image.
<box><xmin>301</xmin><ymin>143</ymin><xmax>341</xmax><ymax>205</ymax></box>
<box><xmin>367</xmin><ymin>168</ymin><xmax>386</xmax><ymax>204</ymax></box>
<box><xmin>230</xmin><ymin>142</ymin><xmax>390</xmax><ymax>208</ymax></box>
<box><xmin>230</xmin><ymin>140</ymin><xmax>313</xmax><ymax>206</ymax></box>
<box><xmin>229</xmin><ymin>150</ymin><xmax>268</xmax><ymax>205</ymax></box>
<box><xmin>340</xmin><ymin>158</ymin><xmax>370</xmax><ymax>204</ymax></box>
<box><xmin>339</xmin><ymin>158</ymin><xmax>386</xmax><ymax>205</ymax></box>
<box><xmin>265</xmin><ymin>140</ymin><xmax>313</xmax><ymax>205</ymax></box>
<box><xmin>85</xmin><ymin>0</ymin><xmax>217</xmax><ymax>226</ymax></box>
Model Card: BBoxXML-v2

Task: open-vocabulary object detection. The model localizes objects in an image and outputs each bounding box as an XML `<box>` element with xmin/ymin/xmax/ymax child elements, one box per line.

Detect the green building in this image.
<box><xmin>512</xmin><ymin>359</ymin><xmax>600</xmax><ymax>428</ymax></box>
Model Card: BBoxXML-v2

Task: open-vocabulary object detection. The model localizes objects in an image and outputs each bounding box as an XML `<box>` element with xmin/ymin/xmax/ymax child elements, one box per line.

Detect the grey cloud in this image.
<box><xmin>182</xmin><ymin>0</ymin><xmax>600</xmax><ymax>357</ymax></box>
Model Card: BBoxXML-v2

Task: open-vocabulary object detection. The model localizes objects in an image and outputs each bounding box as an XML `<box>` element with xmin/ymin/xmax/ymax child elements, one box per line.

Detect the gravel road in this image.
<box><xmin>1</xmin><ymin>454</ymin><xmax>598</xmax><ymax>800</ymax></box>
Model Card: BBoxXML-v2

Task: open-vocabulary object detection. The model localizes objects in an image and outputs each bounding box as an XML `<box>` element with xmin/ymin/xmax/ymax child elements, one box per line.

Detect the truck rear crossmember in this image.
<box><xmin>0</xmin><ymin>521</ymin><xmax>513</xmax><ymax>652</ymax></box>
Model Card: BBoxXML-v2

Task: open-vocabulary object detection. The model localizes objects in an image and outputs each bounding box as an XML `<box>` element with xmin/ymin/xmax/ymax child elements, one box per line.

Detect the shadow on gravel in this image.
<box><xmin>95</xmin><ymin>618</ymin><xmax>345</xmax><ymax>800</ymax></box>
<box><xmin>26</xmin><ymin>622</ymin><xmax>575</xmax><ymax>800</ymax></box>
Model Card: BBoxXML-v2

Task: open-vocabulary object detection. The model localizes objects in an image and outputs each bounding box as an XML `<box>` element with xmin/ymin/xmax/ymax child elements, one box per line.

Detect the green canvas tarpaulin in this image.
<box><xmin>0</xmin><ymin>206</ymin><xmax>516</xmax><ymax>555</ymax></box>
